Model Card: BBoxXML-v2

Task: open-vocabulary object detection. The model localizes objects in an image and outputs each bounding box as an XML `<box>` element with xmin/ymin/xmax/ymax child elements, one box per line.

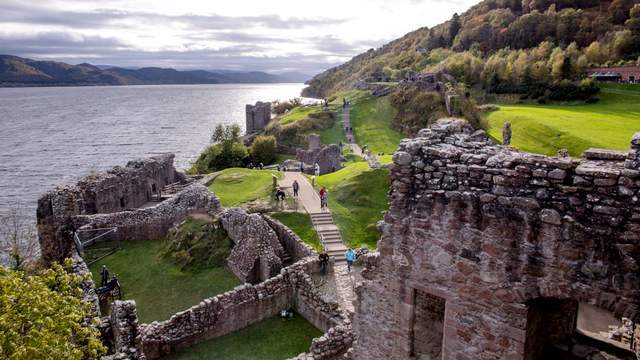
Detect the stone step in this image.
<box><xmin>321</xmin><ymin>236</ymin><xmax>342</xmax><ymax>242</ymax></box>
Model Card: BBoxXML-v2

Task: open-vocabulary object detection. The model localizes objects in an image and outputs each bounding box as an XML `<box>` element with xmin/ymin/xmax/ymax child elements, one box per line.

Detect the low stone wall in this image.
<box><xmin>263</xmin><ymin>214</ymin><xmax>317</xmax><ymax>262</ymax></box>
<box><xmin>73</xmin><ymin>184</ymin><xmax>221</xmax><ymax>243</ymax></box>
<box><xmin>308</xmin><ymin>324</ymin><xmax>354</xmax><ymax>359</ymax></box>
<box><xmin>137</xmin><ymin>257</ymin><xmax>349</xmax><ymax>359</ymax></box>
<box><xmin>139</xmin><ymin>273</ymin><xmax>293</xmax><ymax>359</ymax></box>
<box><xmin>290</xmin><ymin>259</ymin><xmax>343</xmax><ymax>333</ymax></box>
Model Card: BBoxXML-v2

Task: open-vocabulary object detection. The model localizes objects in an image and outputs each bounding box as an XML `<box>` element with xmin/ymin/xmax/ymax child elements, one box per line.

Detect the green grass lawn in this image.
<box><xmin>270</xmin><ymin>212</ymin><xmax>321</xmax><ymax>252</ymax></box>
<box><xmin>167</xmin><ymin>315</ymin><xmax>321</xmax><ymax>360</ymax></box>
<box><xmin>209</xmin><ymin>168</ymin><xmax>282</xmax><ymax>207</ymax></box>
<box><xmin>89</xmin><ymin>240</ymin><xmax>241</xmax><ymax>323</ymax></box>
<box><xmin>316</xmin><ymin>159</ymin><xmax>389</xmax><ymax>249</ymax></box>
<box><xmin>483</xmin><ymin>84</ymin><xmax>640</xmax><ymax>156</ymax></box>
<box><xmin>350</xmin><ymin>95</ymin><xmax>404</xmax><ymax>155</ymax></box>
<box><xmin>277</xmin><ymin>105</ymin><xmax>322</xmax><ymax>125</ymax></box>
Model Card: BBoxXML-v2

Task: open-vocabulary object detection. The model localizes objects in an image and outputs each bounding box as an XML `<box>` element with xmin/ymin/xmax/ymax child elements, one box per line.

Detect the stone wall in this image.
<box><xmin>246</xmin><ymin>101</ymin><xmax>272</xmax><ymax>134</ymax></box>
<box><xmin>297</xmin><ymin>144</ymin><xmax>343</xmax><ymax>175</ymax></box>
<box><xmin>37</xmin><ymin>154</ymin><xmax>182</xmax><ymax>263</ymax></box>
<box><xmin>73</xmin><ymin>184</ymin><xmax>221</xmax><ymax>244</ymax></box>
<box><xmin>139</xmin><ymin>272</ymin><xmax>292</xmax><ymax>359</ymax></box>
<box><xmin>353</xmin><ymin>118</ymin><xmax>640</xmax><ymax>359</ymax></box>
<box><xmin>263</xmin><ymin>214</ymin><xmax>317</xmax><ymax>262</ymax></box>
<box><xmin>219</xmin><ymin>208</ymin><xmax>285</xmax><ymax>283</ymax></box>
<box><xmin>137</xmin><ymin>257</ymin><xmax>350</xmax><ymax>359</ymax></box>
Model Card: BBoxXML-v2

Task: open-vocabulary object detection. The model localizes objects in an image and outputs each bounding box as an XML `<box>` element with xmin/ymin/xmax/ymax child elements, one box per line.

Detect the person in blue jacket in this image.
<box><xmin>345</xmin><ymin>248</ymin><xmax>356</xmax><ymax>272</ymax></box>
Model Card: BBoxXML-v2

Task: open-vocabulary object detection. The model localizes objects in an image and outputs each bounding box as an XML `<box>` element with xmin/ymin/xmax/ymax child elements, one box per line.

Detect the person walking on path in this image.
<box><xmin>319</xmin><ymin>252</ymin><xmax>330</xmax><ymax>275</ymax></box>
<box><xmin>345</xmin><ymin>248</ymin><xmax>356</xmax><ymax>272</ymax></box>
<box><xmin>314</xmin><ymin>162</ymin><xmax>320</xmax><ymax>177</ymax></box>
<box><xmin>292</xmin><ymin>180</ymin><xmax>300</xmax><ymax>197</ymax></box>
<box><xmin>319</xmin><ymin>186</ymin><xmax>328</xmax><ymax>210</ymax></box>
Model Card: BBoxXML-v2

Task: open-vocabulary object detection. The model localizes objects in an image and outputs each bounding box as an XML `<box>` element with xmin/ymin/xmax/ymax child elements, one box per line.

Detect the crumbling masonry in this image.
<box><xmin>353</xmin><ymin>119</ymin><xmax>640</xmax><ymax>359</ymax></box>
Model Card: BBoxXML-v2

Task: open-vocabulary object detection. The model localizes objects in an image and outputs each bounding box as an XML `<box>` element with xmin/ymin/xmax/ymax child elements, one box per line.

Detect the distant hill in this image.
<box><xmin>303</xmin><ymin>0</ymin><xmax>640</xmax><ymax>97</ymax></box>
<box><xmin>0</xmin><ymin>55</ymin><xmax>310</xmax><ymax>87</ymax></box>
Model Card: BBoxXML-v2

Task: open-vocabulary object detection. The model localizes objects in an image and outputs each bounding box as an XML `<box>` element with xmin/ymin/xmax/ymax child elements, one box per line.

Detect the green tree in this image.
<box><xmin>189</xmin><ymin>124</ymin><xmax>248</xmax><ymax>173</ymax></box>
<box><xmin>250</xmin><ymin>135</ymin><xmax>278</xmax><ymax>166</ymax></box>
<box><xmin>0</xmin><ymin>261</ymin><xmax>106</xmax><ymax>359</ymax></box>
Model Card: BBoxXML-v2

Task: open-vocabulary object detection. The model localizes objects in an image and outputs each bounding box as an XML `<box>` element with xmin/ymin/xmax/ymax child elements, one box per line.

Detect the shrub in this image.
<box><xmin>250</xmin><ymin>135</ymin><xmax>278</xmax><ymax>165</ymax></box>
<box><xmin>161</xmin><ymin>217</ymin><xmax>232</xmax><ymax>270</ymax></box>
<box><xmin>389</xmin><ymin>85</ymin><xmax>448</xmax><ymax>135</ymax></box>
<box><xmin>188</xmin><ymin>124</ymin><xmax>249</xmax><ymax>174</ymax></box>
<box><xmin>0</xmin><ymin>260</ymin><xmax>106</xmax><ymax>359</ymax></box>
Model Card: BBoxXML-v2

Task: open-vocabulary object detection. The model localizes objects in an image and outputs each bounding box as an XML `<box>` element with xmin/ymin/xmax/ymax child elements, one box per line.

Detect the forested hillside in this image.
<box><xmin>303</xmin><ymin>0</ymin><xmax>640</xmax><ymax>98</ymax></box>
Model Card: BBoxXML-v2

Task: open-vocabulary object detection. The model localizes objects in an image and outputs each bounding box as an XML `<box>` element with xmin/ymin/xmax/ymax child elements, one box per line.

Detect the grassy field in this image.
<box><xmin>350</xmin><ymin>95</ymin><xmax>404</xmax><ymax>155</ymax></box>
<box><xmin>89</xmin><ymin>240</ymin><xmax>240</xmax><ymax>323</ymax></box>
<box><xmin>209</xmin><ymin>168</ymin><xmax>281</xmax><ymax>207</ymax></box>
<box><xmin>278</xmin><ymin>105</ymin><xmax>322</xmax><ymax>125</ymax></box>
<box><xmin>483</xmin><ymin>84</ymin><xmax>640</xmax><ymax>156</ymax></box>
<box><xmin>315</xmin><ymin>159</ymin><xmax>389</xmax><ymax>249</ymax></box>
<box><xmin>270</xmin><ymin>212</ymin><xmax>321</xmax><ymax>252</ymax></box>
<box><xmin>167</xmin><ymin>315</ymin><xmax>321</xmax><ymax>360</ymax></box>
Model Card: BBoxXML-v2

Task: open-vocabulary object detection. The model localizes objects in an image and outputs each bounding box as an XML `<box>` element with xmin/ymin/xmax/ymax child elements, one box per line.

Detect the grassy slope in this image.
<box><xmin>209</xmin><ymin>168</ymin><xmax>281</xmax><ymax>207</ymax></box>
<box><xmin>483</xmin><ymin>84</ymin><xmax>640</xmax><ymax>156</ymax></box>
<box><xmin>167</xmin><ymin>316</ymin><xmax>321</xmax><ymax>360</ymax></box>
<box><xmin>270</xmin><ymin>212</ymin><xmax>322</xmax><ymax>252</ymax></box>
<box><xmin>89</xmin><ymin>240</ymin><xmax>240</xmax><ymax>323</ymax></box>
<box><xmin>350</xmin><ymin>95</ymin><xmax>404</xmax><ymax>155</ymax></box>
<box><xmin>278</xmin><ymin>105</ymin><xmax>322</xmax><ymax>125</ymax></box>
<box><xmin>316</xmin><ymin>160</ymin><xmax>389</xmax><ymax>249</ymax></box>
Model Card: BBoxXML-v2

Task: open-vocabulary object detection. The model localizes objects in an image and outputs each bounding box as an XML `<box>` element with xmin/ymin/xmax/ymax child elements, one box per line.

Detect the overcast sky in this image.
<box><xmin>0</xmin><ymin>0</ymin><xmax>478</xmax><ymax>74</ymax></box>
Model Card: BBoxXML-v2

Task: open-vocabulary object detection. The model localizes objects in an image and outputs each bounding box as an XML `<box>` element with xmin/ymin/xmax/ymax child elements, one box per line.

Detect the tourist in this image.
<box><xmin>292</xmin><ymin>180</ymin><xmax>299</xmax><ymax>197</ymax></box>
<box><xmin>259</xmin><ymin>163</ymin><xmax>264</xmax><ymax>170</ymax></box>
<box><xmin>300</xmin><ymin>161</ymin><xmax>304</xmax><ymax>173</ymax></box>
<box><xmin>100</xmin><ymin>265</ymin><xmax>110</xmax><ymax>287</ymax></box>
<box><xmin>276</xmin><ymin>188</ymin><xmax>286</xmax><ymax>202</ymax></box>
<box><xmin>319</xmin><ymin>186</ymin><xmax>328</xmax><ymax>210</ymax></box>
<box><xmin>319</xmin><ymin>252</ymin><xmax>330</xmax><ymax>275</ymax></box>
<box><xmin>314</xmin><ymin>163</ymin><xmax>320</xmax><ymax>177</ymax></box>
<box><xmin>345</xmin><ymin>248</ymin><xmax>356</xmax><ymax>272</ymax></box>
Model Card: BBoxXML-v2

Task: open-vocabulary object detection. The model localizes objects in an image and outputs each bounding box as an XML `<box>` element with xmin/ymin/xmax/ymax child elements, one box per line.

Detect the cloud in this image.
<box><xmin>0</xmin><ymin>1</ymin><xmax>347</xmax><ymax>30</ymax></box>
<box><xmin>0</xmin><ymin>30</ymin><xmax>340</xmax><ymax>73</ymax></box>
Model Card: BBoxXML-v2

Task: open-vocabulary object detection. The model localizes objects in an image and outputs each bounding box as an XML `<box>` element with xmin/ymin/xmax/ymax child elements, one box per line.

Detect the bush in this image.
<box><xmin>188</xmin><ymin>124</ymin><xmax>249</xmax><ymax>174</ymax></box>
<box><xmin>250</xmin><ymin>135</ymin><xmax>278</xmax><ymax>165</ymax></box>
<box><xmin>161</xmin><ymin>217</ymin><xmax>232</xmax><ymax>270</ymax></box>
<box><xmin>189</xmin><ymin>142</ymin><xmax>248</xmax><ymax>174</ymax></box>
<box><xmin>0</xmin><ymin>260</ymin><xmax>107</xmax><ymax>359</ymax></box>
<box><xmin>389</xmin><ymin>85</ymin><xmax>448</xmax><ymax>134</ymax></box>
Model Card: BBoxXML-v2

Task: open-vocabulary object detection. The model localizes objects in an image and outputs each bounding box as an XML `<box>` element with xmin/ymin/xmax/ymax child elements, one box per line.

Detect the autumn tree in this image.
<box><xmin>0</xmin><ymin>260</ymin><xmax>106</xmax><ymax>359</ymax></box>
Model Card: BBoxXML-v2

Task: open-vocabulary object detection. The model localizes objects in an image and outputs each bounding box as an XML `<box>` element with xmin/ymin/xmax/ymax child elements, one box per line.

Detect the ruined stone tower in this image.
<box><xmin>245</xmin><ymin>101</ymin><xmax>272</xmax><ymax>134</ymax></box>
<box><xmin>353</xmin><ymin>119</ymin><xmax>640</xmax><ymax>359</ymax></box>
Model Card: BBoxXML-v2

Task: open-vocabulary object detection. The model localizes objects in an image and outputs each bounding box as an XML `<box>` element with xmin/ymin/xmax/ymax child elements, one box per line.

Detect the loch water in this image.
<box><xmin>0</xmin><ymin>83</ymin><xmax>306</xmax><ymax>215</ymax></box>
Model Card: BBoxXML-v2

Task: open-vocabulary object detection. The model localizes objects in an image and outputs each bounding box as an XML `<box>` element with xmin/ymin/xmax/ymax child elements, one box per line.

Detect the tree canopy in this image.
<box><xmin>0</xmin><ymin>261</ymin><xmax>106</xmax><ymax>359</ymax></box>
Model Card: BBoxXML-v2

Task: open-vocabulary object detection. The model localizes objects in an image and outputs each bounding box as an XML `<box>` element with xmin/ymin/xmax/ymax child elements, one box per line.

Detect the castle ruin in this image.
<box><xmin>353</xmin><ymin>119</ymin><xmax>640</xmax><ymax>359</ymax></box>
<box><xmin>245</xmin><ymin>101</ymin><xmax>272</xmax><ymax>134</ymax></box>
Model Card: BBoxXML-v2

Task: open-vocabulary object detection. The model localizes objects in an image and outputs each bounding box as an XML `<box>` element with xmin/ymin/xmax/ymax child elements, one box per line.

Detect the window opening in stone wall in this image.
<box><xmin>411</xmin><ymin>289</ymin><xmax>445</xmax><ymax>359</ymax></box>
<box><xmin>119</xmin><ymin>196</ymin><xmax>125</xmax><ymax>208</ymax></box>
<box><xmin>575</xmin><ymin>303</ymin><xmax>637</xmax><ymax>358</ymax></box>
<box><xmin>524</xmin><ymin>299</ymin><xmax>636</xmax><ymax>359</ymax></box>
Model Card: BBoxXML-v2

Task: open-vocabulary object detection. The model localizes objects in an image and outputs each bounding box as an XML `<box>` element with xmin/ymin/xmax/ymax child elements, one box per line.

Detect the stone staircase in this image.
<box><xmin>310</xmin><ymin>212</ymin><xmax>347</xmax><ymax>262</ymax></box>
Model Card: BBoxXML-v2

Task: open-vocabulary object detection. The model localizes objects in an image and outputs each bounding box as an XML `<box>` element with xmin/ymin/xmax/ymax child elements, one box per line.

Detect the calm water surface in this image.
<box><xmin>0</xmin><ymin>83</ymin><xmax>305</xmax><ymax>215</ymax></box>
